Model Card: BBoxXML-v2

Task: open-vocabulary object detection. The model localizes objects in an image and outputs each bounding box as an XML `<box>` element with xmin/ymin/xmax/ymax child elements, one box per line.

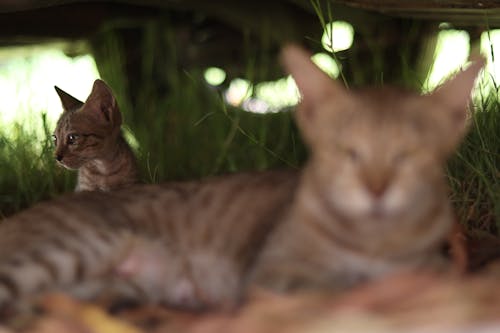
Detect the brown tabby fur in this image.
<box><xmin>0</xmin><ymin>45</ymin><xmax>482</xmax><ymax>311</ymax></box>
<box><xmin>0</xmin><ymin>170</ymin><xmax>297</xmax><ymax>310</ymax></box>
<box><xmin>53</xmin><ymin>80</ymin><xmax>139</xmax><ymax>191</ymax></box>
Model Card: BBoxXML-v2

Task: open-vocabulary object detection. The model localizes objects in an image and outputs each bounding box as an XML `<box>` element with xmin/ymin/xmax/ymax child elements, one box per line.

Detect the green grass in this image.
<box><xmin>0</xmin><ymin>115</ymin><xmax>74</xmax><ymax>217</ymax></box>
<box><xmin>447</xmin><ymin>84</ymin><xmax>500</xmax><ymax>234</ymax></box>
<box><xmin>127</xmin><ymin>71</ymin><xmax>304</xmax><ymax>182</ymax></box>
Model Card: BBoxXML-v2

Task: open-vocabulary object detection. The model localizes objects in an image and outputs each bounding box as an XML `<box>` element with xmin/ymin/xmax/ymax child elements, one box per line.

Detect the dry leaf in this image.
<box><xmin>37</xmin><ymin>294</ymin><xmax>143</xmax><ymax>333</ymax></box>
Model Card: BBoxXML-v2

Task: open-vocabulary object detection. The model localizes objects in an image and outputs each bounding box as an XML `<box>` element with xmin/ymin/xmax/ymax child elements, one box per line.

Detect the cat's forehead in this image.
<box><xmin>354</xmin><ymin>86</ymin><xmax>426</xmax><ymax>116</ymax></box>
<box><xmin>329</xmin><ymin>86</ymin><xmax>432</xmax><ymax>128</ymax></box>
<box><xmin>55</xmin><ymin>110</ymin><xmax>74</xmax><ymax>131</ymax></box>
<box><xmin>321</xmin><ymin>86</ymin><xmax>435</xmax><ymax>146</ymax></box>
<box><xmin>55</xmin><ymin>109</ymin><xmax>90</xmax><ymax>133</ymax></box>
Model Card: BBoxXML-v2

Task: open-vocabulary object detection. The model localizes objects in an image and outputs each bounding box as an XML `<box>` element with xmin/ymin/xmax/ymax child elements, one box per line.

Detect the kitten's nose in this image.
<box><xmin>55</xmin><ymin>154</ymin><xmax>63</xmax><ymax>162</ymax></box>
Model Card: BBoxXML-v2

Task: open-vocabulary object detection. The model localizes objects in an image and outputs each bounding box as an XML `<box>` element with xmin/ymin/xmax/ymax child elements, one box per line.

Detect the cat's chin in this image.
<box><xmin>333</xmin><ymin>196</ymin><xmax>406</xmax><ymax>223</ymax></box>
<box><xmin>365</xmin><ymin>204</ymin><xmax>399</xmax><ymax>221</ymax></box>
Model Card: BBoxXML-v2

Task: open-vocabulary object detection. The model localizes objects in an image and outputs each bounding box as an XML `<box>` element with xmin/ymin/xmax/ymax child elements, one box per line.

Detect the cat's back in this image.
<box><xmin>1</xmin><ymin>168</ymin><xmax>299</xmax><ymax>241</ymax></box>
<box><xmin>182</xmin><ymin>168</ymin><xmax>299</xmax><ymax>237</ymax></box>
<box><xmin>115</xmin><ymin>168</ymin><xmax>300</xmax><ymax>236</ymax></box>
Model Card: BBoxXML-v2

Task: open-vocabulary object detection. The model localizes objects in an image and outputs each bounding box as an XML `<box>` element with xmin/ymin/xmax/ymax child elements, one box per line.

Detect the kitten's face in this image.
<box><xmin>53</xmin><ymin>80</ymin><xmax>122</xmax><ymax>169</ymax></box>
<box><xmin>53</xmin><ymin>109</ymin><xmax>118</xmax><ymax>169</ymax></box>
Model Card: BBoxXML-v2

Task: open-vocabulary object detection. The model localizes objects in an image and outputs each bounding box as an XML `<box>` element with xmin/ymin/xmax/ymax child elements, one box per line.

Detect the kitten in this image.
<box><xmin>53</xmin><ymin>80</ymin><xmax>139</xmax><ymax>191</ymax></box>
<box><xmin>0</xmin><ymin>46</ymin><xmax>482</xmax><ymax>312</ymax></box>
<box><xmin>250</xmin><ymin>45</ymin><xmax>484</xmax><ymax>292</ymax></box>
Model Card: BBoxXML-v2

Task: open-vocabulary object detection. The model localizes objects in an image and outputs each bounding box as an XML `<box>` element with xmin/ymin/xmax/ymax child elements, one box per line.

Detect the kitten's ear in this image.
<box><xmin>54</xmin><ymin>86</ymin><xmax>84</xmax><ymax>111</ymax></box>
<box><xmin>430</xmin><ymin>57</ymin><xmax>485</xmax><ymax>151</ymax></box>
<box><xmin>281</xmin><ymin>44</ymin><xmax>348</xmax><ymax>141</ymax></box>
<box><xmin>83</xmin><ymin>79</ymin><xmax>122</xmax><ymax>127</ymax></box>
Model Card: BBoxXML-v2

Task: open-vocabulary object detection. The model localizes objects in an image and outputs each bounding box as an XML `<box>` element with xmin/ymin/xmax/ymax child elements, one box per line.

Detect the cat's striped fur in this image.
<box><xmin>0</xmin><ymin>45</ymin><xmax>483</xmax><ymax>311</ymax></box>
<box><xmin>0</xmin><ymin>170</ymin><xmax>297</xmax><ymax>310</ymax></box>
<box><xmin>53</xmin><ymin>80</ymin><xmax>139</xmax><ymax>191</ymax></box>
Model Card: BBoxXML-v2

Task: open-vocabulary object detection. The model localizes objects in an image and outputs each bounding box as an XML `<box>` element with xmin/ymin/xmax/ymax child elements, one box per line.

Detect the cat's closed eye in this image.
<box><xmin>336</xmin><ymin>144</ymin><xmax>360</xmax><ymax>163</ymax></box>
<box><xmin>392</xmin><ymin>148</ymin><xmax>418</xmax><ymax>165</ymax></box>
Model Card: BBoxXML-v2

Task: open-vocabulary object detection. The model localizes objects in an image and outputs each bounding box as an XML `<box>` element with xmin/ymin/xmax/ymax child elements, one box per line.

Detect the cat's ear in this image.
<box><xmin>430</xmin><ymin>57</ymin><xmax>485</xmax><ymax>151</ymax></box>
<box><xmin>281</xmin><ymin>44</ymin><xmax>348</xmax><ymax>141</ymax></box>
<box><xmin>54</xmin><ymin>86</ymin><xmax>84</xmax><ymax>111</ymax></box>
<box><xmin>83</xmin><ymin>79</ymin><xmax>122</xmax><ymax>127</ymax></box>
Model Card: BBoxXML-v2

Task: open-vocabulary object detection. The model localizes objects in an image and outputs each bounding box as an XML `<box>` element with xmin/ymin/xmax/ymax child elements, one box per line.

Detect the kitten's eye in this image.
<box><xmin>67</xmin><ymin>134</ymin><xmax>79</xmax><ymax>145</ymax></box>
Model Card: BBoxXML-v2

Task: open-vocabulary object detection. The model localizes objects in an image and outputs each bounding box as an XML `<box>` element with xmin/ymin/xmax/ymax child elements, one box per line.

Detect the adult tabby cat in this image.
<box><xmin>53</xmin><ymin>80</ymin><xmax>139</xmax><ymax>191</ymax></box>
<box><xmin>0</xmin><ymin>45</ymin><xmax>482</xmax><ymax>311</ymax></box>
<box><xmin>250</xmin><ymin>46</ymin><xmax>484</xmax><ymax>291</ymax></box>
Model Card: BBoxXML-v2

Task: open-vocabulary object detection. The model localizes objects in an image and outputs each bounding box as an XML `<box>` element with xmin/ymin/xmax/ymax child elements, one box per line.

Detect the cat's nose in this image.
<box><xmin>369</xmin><ymin>183</ymin><xmax>388</xmax><ymax>198</ymax></box>
<box><xmin>362</xmin><ymin>168</ymin><xmax>391</xmax><ymax>199</ymax></box>
<box><xmin>364</xmin><ymin>177</ymin><xmax>389</xmax><ymax>198</ymax></box>
<box><xmin>55</xmin><ymin>154</ymin><xmax>63</xmax><ymax>162</ymax></box>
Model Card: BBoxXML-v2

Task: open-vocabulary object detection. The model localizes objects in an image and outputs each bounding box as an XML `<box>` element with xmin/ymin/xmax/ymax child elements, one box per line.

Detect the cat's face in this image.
<box><xmin>53</xmin><ymin>80</ymin><xmax>122</xmax><ymax>169</ymax></box>
<box><xmin>307</xmin><ymin>90</ymin><xmax>453</xmax><ymax>224</ymax></box>
<box><xmin>283</xmin><ymin>45</ymin><xmax>483</xmax><ymax>227</ymax></box>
